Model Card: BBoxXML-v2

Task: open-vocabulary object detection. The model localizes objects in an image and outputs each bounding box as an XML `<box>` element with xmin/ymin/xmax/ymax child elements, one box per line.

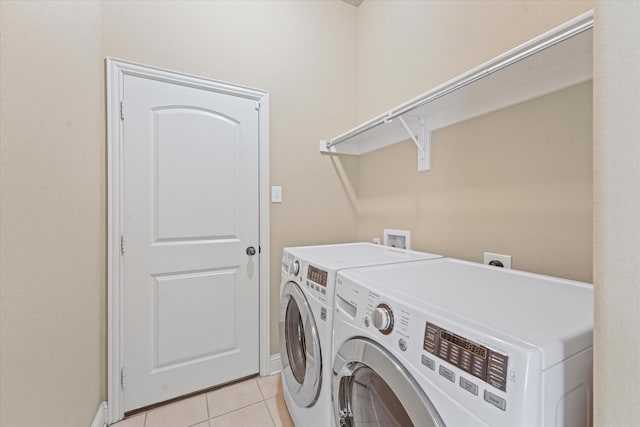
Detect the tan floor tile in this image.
<box><xmin>265</xmin><ymin>395</ymin><xmax>294</xmax><ymax>427</ymax></box>
<box><xmin>209</xmin><ymin>402</ymin><xmax>275</xmax><ymax>427</ymax></box>
<box><xmin>110</xmin><ymin>412</ymin><xmax>146</xmax><ymax>427</ymax></box>
<box><xmin>206</xmin><ymin>378</ymin><xmax>264</xmax><ymax>418</ymax></box>
<box><xmin>256</xmin><ymin>374</ymin><xmax>282</xmax><ymax>399</ymax></box>
<box><xmin>145</xmin><ymin>394</ymin><xmax>209</xmax><ymax>427</ymax></box>
<box><xmin>190</xmin><ymin>422</ymin><xmax>210</xmax><ymax>427</ymax></box>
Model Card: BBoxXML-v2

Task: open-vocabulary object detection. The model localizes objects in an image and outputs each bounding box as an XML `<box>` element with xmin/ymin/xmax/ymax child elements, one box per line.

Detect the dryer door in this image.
<box><xmin>279</xmin><ymin>281</ymin><xmax>322</xmax><ymax>407</ymax></box>
<box><xmin>333</xmin><ymin>337</ymin><xmax>445</xmax><ymax>427</ymax></box>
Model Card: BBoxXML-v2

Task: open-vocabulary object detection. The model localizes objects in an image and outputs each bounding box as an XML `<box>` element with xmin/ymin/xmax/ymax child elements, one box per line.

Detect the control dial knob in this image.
<box><xmin>371</xmin><ymin>303</ymin><xmax>394</xmax><ymax>334</ymax></box>
<box><xmin>291</xmin><ymin>260</ymin><xmax>300</xmax><ymax>276</ymax></box>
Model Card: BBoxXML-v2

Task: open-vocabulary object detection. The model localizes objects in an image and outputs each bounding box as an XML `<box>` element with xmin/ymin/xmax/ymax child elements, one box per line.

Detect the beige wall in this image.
<box><xmin>594</xmin><ymin>1</ymin><xmax>640</xmax><ymax>425</ymax></box>
<box><xmin>356</xmin><ymin>0</ymin><xmax>594</xmax><ymax>121</ymax></box>
<box><xmin>357</xmin><ymin>83</ymin><xmax>593</xmax><ymax>281</ymax></box>
<box><xmin>0</xmin><ymin>2</ymin><xmax>105</xmax><ymax>427</ymax></box>
<box><xmin>7</xmin><ymin>1</ymin><xmax>635</xmax><ymax>426</ymax></box>
<box><xmin>353</xmin><ymin>0</ymin><xmax>594</xmax><ymax>282</ymax></box>
<box><xmin>1</xmin><ymin>3</ymin><xmax>358</xmax><ymax>426</ymax></box>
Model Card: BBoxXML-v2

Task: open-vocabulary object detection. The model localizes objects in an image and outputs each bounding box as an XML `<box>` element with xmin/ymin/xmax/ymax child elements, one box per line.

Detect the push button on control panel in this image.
<box><xmin>421</xmin><ymin>355</ymin><xmax>435</xmax><ymax>371</ymax></box>
<box><xmin>439</xmin><ymin>365</ymin><xmax>455</xmax><ymax>382</ymax></box>
<box><xmin>484</xmin><ymin>390</ymin><xmax>507</xmax><ymax>411</ymax></box>
<box><xmin>459</xmin><ymin>377</ymin><xmax>478</xmax><ymax>396</ymax></box>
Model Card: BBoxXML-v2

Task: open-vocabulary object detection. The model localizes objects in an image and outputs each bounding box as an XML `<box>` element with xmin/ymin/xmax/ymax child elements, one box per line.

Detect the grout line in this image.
<box><xmin>186</xmin><ymin>419</ymin><xmax>209</xmax><ymax>427</ymax></box>
<box><xmin>208</xmin><ymin>398</ymin><xmax>265</xmax><ymax>421</ymax></box>
<box><xmin>264</xmin><ymin>397</ymin><xmax>279</xmax><ymax>427</ymax></box>
<box><xmin>141</xmin><ymin>395</ymin><xmax>208</xmax><ymax>427</ymax></box>
<box><xmin>128</xmin><ymin>378</ymin><xmax>285</xmax><ymax>427</ymax></box>
<box><xmin>210</xmin><ymin>400</ymin><xmax>276</xmax><ymax>425</ymax></box>
<box><xmin>207</xmin><ymin>379</ymin><xmax>264</xmax><ymax>420</ymax></box>
<box><xmin>256</xmin><ymin>377</ymin><xmax>266</xmax><ymax>400</ymax></box>
<box><xmin>205</xmin><ymin>388</ymin><xmax>211</xmax><ymax>421</ymax></box>
<box><xmin>258</xmin><ymin>374</ymin><xmax>282</xmax><ymax>401</ymax></box>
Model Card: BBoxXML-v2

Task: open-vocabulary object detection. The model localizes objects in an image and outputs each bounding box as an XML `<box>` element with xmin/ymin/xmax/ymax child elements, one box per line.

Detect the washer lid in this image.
<box><xmin>340</xmin><ymin>258</ymin><xmax>593</xmax><ymax>369</ymax></box>
<box><xmin>284</xmin><ymin>242</ymin><xmax>441</xmax><ymax>271</ymax></box>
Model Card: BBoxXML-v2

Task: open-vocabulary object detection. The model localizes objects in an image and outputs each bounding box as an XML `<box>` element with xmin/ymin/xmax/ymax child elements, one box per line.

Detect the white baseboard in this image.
<box><xmin>90</xmin><ymin>401</ymin><xmax>108</xmax><ymax>427</ymax></box>
<box><xmin>269</xmin><ymin>354</ymin><xmax>282</xmax><ymax>375</ymax></box>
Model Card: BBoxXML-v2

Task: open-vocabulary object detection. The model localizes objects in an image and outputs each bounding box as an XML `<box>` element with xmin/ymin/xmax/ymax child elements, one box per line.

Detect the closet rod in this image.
<box><xmin>325</xmin><ymin>13</ymin><xmax>593</xmax><ymax>150</ymax></box>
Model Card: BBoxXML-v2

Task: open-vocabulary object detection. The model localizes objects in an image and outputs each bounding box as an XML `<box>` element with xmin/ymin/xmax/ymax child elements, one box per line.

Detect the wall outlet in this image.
<box><xmin>372</xmin><ymin>238</ymin><xmax>381</xmax><ymax>245</ymax></box>
<box><xmin>483</xmin><ymin>252</ymin><xmax>512</xmax><ymax>269</ymax></box>
<box><xmin>383</xmin><ymin>229</ymin><xmax>411</xmax><ymax>250</ymax></box>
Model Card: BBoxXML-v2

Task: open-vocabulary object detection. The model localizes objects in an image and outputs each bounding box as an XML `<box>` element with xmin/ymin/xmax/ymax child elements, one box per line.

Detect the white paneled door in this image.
<box><xmin>122</xmin><ymin>74</ymin><xmax>260</xmax><ymax>411</ymax></box>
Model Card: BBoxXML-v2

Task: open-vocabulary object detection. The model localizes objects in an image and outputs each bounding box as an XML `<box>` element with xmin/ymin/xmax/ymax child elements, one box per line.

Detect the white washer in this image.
<box><xmin>332</xmin><ymin>258</ymin><xmax>593</xmax><ymax>427</ymax></box>
<box><xmin>279</xmin><ymin>243</ymin><xmax>441</xmax><ymax>427</ymax></box>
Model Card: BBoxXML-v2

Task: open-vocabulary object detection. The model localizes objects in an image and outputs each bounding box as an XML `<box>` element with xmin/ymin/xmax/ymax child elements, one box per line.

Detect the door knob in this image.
<box><xmin>246</xmin><ymin>246</ymin><xmax>256</xmax><ymax>256</ymax></box>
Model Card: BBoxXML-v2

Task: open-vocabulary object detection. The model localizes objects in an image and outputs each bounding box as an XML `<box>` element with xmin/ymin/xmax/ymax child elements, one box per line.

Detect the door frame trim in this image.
<box><xmin>106</xmin><ymin>58</ymin><xmax>270</xmax><ymax>423</ymax></box>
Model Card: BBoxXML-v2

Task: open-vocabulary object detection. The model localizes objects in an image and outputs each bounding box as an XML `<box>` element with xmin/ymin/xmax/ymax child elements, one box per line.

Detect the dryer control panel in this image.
<box><xmin>424</xmin><ymin>322</ymin><xmax>508</xmax><ymax>391</ymax></box>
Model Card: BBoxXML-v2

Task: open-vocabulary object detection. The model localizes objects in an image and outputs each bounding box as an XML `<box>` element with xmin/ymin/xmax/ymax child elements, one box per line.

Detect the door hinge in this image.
<box><xmin>120</xmin><ymin>101</ymin><xmax>124</xmax><ymax>120</ymax></box>
<box><xmin>120</xmin><ymin>235</ymin><xmax>125</xmax><ymax>256</ymax></box>
<box><xmin>258</xmin><ymin>246</ymin><xmax>261</xmax><ymax>254</ymax></box>
<box><xmin>255</xmin><ymin>101</ymin><xmax>260</xmax><ymax>111</ymax></box>
<box><xmin>120</xmin><ymin>367</ymin><xmax>126</xmax><ymax>390</ymax></box>
<box><xmin>102</xmin><ymin>402</ymin><xmax>108</xmax><ymax>427</ymax></box>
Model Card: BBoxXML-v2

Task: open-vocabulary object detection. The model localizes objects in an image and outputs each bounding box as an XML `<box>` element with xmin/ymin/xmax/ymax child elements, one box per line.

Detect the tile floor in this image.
<box><xmin>111</xmin><ymin>374</ymin><xmax>294</xmax><ymax>427</ymax></box>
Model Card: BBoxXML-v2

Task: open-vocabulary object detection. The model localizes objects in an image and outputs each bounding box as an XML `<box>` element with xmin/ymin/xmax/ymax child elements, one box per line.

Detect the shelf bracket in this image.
<box><xmin>398</xmin><ymin>116</ymin><xmax>423</xmax><ymax>155</ymax></box>
<box><xmin>419</xmin><ymin>119</ymin><xmax>431</xmax><ymax>172</ymax></box>
<box><xmin>398</xmin><ymin>116</ymin><xmax>431</xmax><ymax>171</ymax></box>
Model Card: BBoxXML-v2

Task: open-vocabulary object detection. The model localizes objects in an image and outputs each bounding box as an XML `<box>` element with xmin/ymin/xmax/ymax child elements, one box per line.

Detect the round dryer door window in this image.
<box><xmin>333</xmin><ymin>338</ymin><xmax>444</xmax><ymax>427</ymax></box>
<box><xmin>279</xmin><ymin>281</ymin><xmax>322</xmax><ymax>408</ymax></box>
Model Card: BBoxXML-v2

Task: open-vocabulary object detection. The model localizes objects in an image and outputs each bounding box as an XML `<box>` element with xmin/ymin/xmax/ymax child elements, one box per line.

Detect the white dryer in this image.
<box><xmin>279</xmin><ymin>243</ymin><xmax>441</xmax><ymax>427</ymax></box>
<box><xmin>332</xmin><ymin>258</ymin><xmax>593</xmax><ymax>427</ymax></box>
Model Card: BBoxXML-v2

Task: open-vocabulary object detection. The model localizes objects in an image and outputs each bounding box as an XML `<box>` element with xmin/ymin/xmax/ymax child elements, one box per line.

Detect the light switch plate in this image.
<box><xmin>271</xmin><ymin>186</ymin><xmax>282</xmax><ymax>203</ymax></box>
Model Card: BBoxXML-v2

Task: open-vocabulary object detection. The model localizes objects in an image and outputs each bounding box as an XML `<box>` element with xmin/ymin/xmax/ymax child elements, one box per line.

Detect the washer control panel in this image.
<box><xmin>424</xmin><ymin>322</ymin><xmax>508</xmax><ymax>392</ymax></box>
